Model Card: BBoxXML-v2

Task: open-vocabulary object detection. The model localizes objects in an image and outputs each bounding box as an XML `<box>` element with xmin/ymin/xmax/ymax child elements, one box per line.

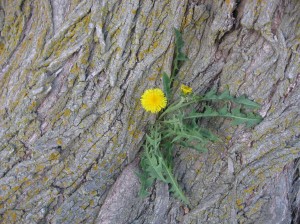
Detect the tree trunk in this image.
<box><xmin>0</xmin><ymin>0</ymin><xmax>299</xmax><ymax>223</ymax></box>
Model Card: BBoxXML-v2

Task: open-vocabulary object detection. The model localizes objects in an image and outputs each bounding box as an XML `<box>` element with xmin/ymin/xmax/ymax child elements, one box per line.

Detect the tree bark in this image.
<box><xmin>0</xmin><ymin>0</ymin><xmax>299</xmax><ymax>223</ymax></box>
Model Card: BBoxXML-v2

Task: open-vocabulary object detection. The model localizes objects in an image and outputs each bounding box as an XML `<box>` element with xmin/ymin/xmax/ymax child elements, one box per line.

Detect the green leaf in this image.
<box><xmin>172</xmin><ymin>28</ymin><xmax>188</xmax><ymax>77</ymax></box>
<box><xmin>174</xmin><ymin>28</ymin><xmax>184</xmax><ymax>54</ymax></box>
<box><xmin>138</xmin><ymin>124</ymin><xmax>190</xmax><ymax>204</ymax></box>
<box><xmin>233</xmin><ymin>95</ymin><xmax>261</xmax><ymax>109</ymax></box>
<box><xmin>203</xmin><ymin>89</ymin><xmax>261</xmax><ymax>109</ymax></box>
<box><xmin>184</xmin><ymin>108</ymin><xmax>219</xmax><ymax>119</ymax></box>
<box><xmin>161</xmin><ymin>141</ymin><xmax>174</xmax><ymax>167</ymax></box>
<box><xmin>217</xmin><ymin>89</ymin><xmax>233</xmax><ymax>100</ymax></box>
<box><xmin>226</xmin><ymin>107</ymin><xmax>260</xmax><ymax>127</ymax></box>
<box><xmin>137</xmin><ymin>171</ymin><xmax>155</xmax><ymax>197</ymax></box>
<box><xmin>184</xmin><ymin>105</ymin><xmax>262</xmax><ymax>127</ymax></box>
<box><xmin>161</xmin><ymin>158</ymin><xmax>190</xmax><ymax>204</ymax></box>
<box><xmin>159</xmin><ymin>97</ymin><xmax>200</xmax><ymax>119</ymax></box>
<box><xmin>219</xmin><ymin>105</ymin><xmax>228</xmax><ymax>116</ymax></box>
<box><xmin>229</xmin><ymin>108</ymin><xmax>262</xmax><ymax>127</ymax></box>
<box><xmin>162</xmin><ymin>72</ymin><xmax>171</xmax><ymax>100</ymax></box>
<box><xmin>198</xmin><ymin>128</ymin><xmax>220</xmax><ymax>142</ymax></box>
<box><xmin>203</xmin><ymin>89</ymin><xmax>232</xmax><ymax>101</ymax></box>
<box><xmin>177</xmin><ymin>52</ymin><xmax>188</xmax><ymax>61</ymax></box>
<box><xmin>203</xmin><ymin>89</ymin><xmax>218</xmax><ymax>100</ymax></box>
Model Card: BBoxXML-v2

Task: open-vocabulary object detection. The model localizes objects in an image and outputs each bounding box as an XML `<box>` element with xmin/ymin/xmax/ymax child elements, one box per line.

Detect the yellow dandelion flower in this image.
<box><xmin>180</xmin><ymin>84</ymin><xmax>192</xmax><ymax>95</ymax></box>
<box><xmin>141</xmin><ymin>88</ymin><xmax>167</xmax><ymax>113</ymax></box>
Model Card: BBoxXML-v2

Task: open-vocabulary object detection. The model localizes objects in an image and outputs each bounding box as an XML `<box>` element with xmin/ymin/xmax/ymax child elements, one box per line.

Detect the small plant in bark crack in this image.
<box><xmin>138</xmin><ymin>29</ymin><xmax>263</xmax><ymax>204</ymax></box>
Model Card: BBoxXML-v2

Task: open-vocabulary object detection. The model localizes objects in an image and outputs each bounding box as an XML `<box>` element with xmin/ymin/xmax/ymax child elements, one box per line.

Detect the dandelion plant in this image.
<box><xmin>138</xmin><ymin>28</ymin><xmax>262</xmax><ymax>204</ymax></box>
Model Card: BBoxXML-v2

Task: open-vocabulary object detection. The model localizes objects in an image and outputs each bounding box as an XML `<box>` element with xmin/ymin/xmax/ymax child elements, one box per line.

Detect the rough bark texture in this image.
<box><xmin>0</xmin><ymin>0</ymin><xmax>299</xmax><ymax>223</ymax></box>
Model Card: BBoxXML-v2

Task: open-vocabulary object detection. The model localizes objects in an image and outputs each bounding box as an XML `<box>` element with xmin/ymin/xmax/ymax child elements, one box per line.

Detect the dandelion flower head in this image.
<box><xmin>141</xmin><ymin>88</ymin><xmax>167</xmax><ymax>113</ymax></box>
<box><xmin>180</xmin><ymin>84</ymin><xmax>192</xmax><ymax>95</ymax></box>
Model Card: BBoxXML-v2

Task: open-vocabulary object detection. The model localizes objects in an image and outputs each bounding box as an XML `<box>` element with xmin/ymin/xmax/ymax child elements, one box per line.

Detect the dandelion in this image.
<box><xmin>180</xmin><ymin>84</ymin><xmax>192</xmax><ymax>95</ymax></box>
<box><xmin>141</xmin><ymin>88</ymin><xmax>167</xmax><ymax>113</ymax></box>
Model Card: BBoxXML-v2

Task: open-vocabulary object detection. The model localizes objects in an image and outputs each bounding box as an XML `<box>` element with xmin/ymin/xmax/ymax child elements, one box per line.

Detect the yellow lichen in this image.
<box><xmin>63</xmin><ymin>108</ymin><xmax>71</xmax><ymax>117</ymax></box>
<box><xmin>99</xmin><ymin>161</ymin><xmax>107</xmax><ymax>168</ymax></box>
<box><xmin>138</xmin><ymin>51</ymin><xmax>144</xmax><ymax>60</ymax></box>
<box><xmin>49</xmin><ymin>152</ymin><xmax>60</xmax><ymax>161</ymax></box>
<box><xmin>109</xmin><ymin>166</ymin><xmax>115</xmax><ymax>173</ymax></box>
<box><xmin>4</xmin><ymin>210</ymin><xmax>17</xmax><ymax>222</ymax></box>
<box><xmin>129</xmin><ymin>129</ymin><xmax>141</xmax><ymax>139</ymax></box>
<box><xmin>28</xmin><ymin>101</ymin><xmax>37</xmax><ymax>110</ymax></box>
<box><xmin>65</xmin><ymin>167</ymin><xmax>72</xmax><ymax>174</ymax></box>
<box><xmin>236</xmin><ymin>198</ymin><xmax>243</xmax><ymax>209</ymax></box>
<box><xmin>36</xmin><ymin>164</ymin><xmax>45</xmax><ymax>172</ymax></box>
<box><xmin>244</xmin><ymin>186</ymin><xmax>256</xmax><ymax>194</ymax></box>
<box><xmin>147</xmin><ymin>74</ymin><xmax>157</xmax><ymax>81</ymax></box>
<box><xmin>92</xmin><ymin>164</ymin><xmax>98</xmax><ymax>170</ymax></box>
<box><xmin>70</xmin><ymin>63</ymin><xmax>80</xmax><ymax>74</ymax></box>
<box><xmin>81</xmin><ymin>104</ymin><xmax>88</xmax><ymax>109</ymax></box>
<box><xmin>182</xmin><ymin>8</ymin><xmax>193</xmax><ymax>28</ymax></box>
<box><xmin>0</xmin><ymin>42</ymin><xmax>5</xmax><ymax>53</ymax></box>
<box><xmin>57</xmin><ymin>138</ymin><xmax>63</xmax><ymax>145</ymax></box>
<box><xmin>24</xmin><ymin>181</ymin><xmax>32</xmax><ymax>187</ymax></box>
<box><xmin>12</xmin><ymin>186</ymin><xmax>20</xmax><ymax>191</ymax></box>
<box><xmin>56</xmin><ymin>208</ymin><xmax>62</xmax><ymax>215</ymax></box>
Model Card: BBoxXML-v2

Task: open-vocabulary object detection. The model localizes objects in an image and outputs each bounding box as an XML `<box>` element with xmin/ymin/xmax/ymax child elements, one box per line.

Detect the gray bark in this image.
<box><xmin>0</xmin><ymin>0</ymin><xmax>299</xmax><ymax>223</ymax></box>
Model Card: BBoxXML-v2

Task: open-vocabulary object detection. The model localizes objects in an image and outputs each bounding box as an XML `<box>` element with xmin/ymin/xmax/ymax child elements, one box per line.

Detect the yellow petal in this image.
<box><xmin>141</xmin><ymin>88</ymin><xmax>167</xmax><ymax>113</ymax></box>
<box><xmin>180</xmin><ymin>84</ymin><xmax>192</xmax><ymax>95</ymax></box>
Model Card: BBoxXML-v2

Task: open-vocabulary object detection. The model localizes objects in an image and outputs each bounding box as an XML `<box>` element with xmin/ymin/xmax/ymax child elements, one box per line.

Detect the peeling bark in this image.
<box><xmin>0</xmin><ymin>0</ymin><xmax>299</xmax><ymax>223</ymax></box>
